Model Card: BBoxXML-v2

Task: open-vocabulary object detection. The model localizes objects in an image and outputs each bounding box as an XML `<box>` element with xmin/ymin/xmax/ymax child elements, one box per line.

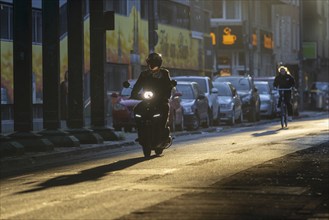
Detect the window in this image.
<box><xmin>140</xmin><ymin>0</ymin><xmax>148</xmax><ymax>19</ymax></box>
<box><xmin>176</xmin><ymin>3</ymin><xmax>189</xmax><ymax>29</ymax></box>
<box><xmin>82</xmin><ymin>0</ymin><xmax>89</xmax><ymax>18</ymax></box>
<box><xmin>212</xmin><ymin>0</ymin><xmax>223</xmax><ymax>18</ymax></box>
<box><xmin>0</xmin><ymin>4</ymin><xmax>13</xmax><ymax>40</ymax></box>
<box><xmin>32</xmin><ymin>10</ymin><xmax>42</xmax><ymax>43</ymax></box>
<box><xmin>0</xmin><ymin>4</ymin><xmax>43</xmax><ymax>43</ymax></box>
<box><xmin>218</xmin><ymin>55</ymin><xmax>230</xmax><ymax>65</ymax></box>
<box><xmin>158</xmin><ymin>1</ymin><xmax>189</xmax><ymax>29</ymax></box>
<box><xmin>212</xmin><ymin>0</ymin><xmax>241</xmax><ymax>20</ymax></box>
<box><xmin>225</xmin><ymin>0</ymin><xmax>241</xmax><ymax>19</ymax></box>
<box><xmin>158</xmin><ymin>0</ymin><xmax>174</xmax><ymax>25</ymax></box>
<box><xmin>60</xmin><ymin>2</ymin><xmax>67</xmax><ymax>38</ymax></box>
<box><xmin>238</xmin><ymin>52</ymin><xmax>245</xmax><ymax>65</ymax></box>
<box><xmin>105</xmin><ymin>0</ymin><xmax>127</xmax><ymax>16</ymax></box>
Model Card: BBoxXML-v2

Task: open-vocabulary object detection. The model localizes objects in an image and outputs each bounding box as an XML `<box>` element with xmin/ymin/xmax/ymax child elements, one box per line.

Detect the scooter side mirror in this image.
<box><xmin>123</xmin><ymin>81</ymin><xmax>130</xmax><ymax>88</ymax></box>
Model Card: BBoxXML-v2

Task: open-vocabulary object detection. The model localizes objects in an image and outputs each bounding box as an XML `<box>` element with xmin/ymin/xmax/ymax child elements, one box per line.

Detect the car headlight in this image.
<box><xmin>220</xmin><ymin>103</ymin><xmax>233</xmax><ymax>110</ymax></box>
<box><xmin>113</xmin><ymin>103</ymin><xmax>127</xmax><ymax>111</ymax></box>
<box><xmin>183</xmin><ymin>105</ymin><xmax>193</xmax><ymax>114</ymax></box>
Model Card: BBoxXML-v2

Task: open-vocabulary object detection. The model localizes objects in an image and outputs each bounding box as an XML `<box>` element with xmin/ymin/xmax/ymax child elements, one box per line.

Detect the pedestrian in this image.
<box><xmin>60</xmin><ymin>71</ymin><xmax>68</xmax><ymax>121</ymax></box>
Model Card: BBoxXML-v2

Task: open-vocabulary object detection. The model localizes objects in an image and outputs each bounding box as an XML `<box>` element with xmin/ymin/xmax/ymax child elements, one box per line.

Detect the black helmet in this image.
<box><xmin>146</xmin><ymin>53</ymin><xmax>162</xmax><ymax>69</ymax></box>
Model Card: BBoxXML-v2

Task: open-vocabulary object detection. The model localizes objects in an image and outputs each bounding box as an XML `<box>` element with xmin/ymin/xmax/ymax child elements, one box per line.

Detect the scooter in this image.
<box><xmin>123</xmin><ymin>80</ymin><xmax>175</xmax><ymax>157</ymax></box>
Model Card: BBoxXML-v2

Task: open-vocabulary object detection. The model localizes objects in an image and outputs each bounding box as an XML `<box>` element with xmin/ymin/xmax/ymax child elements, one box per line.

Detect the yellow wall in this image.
<box><xmin>1</xmin><ymin>6</ymin><xmax>205</xmax><ymax>103</ymax></box>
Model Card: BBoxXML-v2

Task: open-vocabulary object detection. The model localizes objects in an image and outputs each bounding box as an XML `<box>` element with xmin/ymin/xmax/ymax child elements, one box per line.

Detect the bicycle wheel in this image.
<box><xmin>284</xmin><ymin>106</ymin><xmax>288</xmax><ymax>127</ymax></box>
<box><xmin>280</xmin><ymin>104</ymin><xmax>285</xmax><ymax>128</ymax></box>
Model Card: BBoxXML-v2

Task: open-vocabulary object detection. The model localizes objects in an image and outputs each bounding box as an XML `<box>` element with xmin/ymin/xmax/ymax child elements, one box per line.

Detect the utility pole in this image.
<box><xmin>298</xmin><ymin>0</ymin><xmax>304</xmax><ymax>111</ymax></box>
<box><xmin>248</xmin><ymin>0</ymin><xmax>254</xmax><ymax>77</ymax></box>
<box><xmin>148</xmin><ymin>0</ymin><xmax>158</xmax><ymax>53</ymax></box>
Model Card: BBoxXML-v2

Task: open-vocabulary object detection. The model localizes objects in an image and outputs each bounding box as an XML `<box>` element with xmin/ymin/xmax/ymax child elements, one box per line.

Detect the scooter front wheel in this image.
<box><xmin>142</xmin><ymin>145</ymin><xmax>151</xmax><ymax>158</ymax></box>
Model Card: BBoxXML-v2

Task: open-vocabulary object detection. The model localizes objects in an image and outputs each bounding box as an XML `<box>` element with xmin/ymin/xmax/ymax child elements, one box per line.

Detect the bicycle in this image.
<box><xmin>276</xmin><ymin>88</ymin><xmax>292</xmax><ymax>128</ymax></box>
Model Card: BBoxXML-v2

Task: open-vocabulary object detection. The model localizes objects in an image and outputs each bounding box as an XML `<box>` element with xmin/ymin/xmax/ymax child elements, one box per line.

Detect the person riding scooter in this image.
<box><xmin>130</xmin><ymin>52</ymin><xmax>174</xmax><ymax>146</ymax></box>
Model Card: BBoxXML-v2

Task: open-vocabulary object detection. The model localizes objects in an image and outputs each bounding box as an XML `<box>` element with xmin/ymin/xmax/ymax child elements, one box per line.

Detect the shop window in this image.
<box><xmin>218</xmin><ymin>56</ymin><xmax>230</xmax><ymax>65</ymax></box>
<box><xmin>0</xmin><ymin>4</ymin><xmax>13</xmax><ymax>40</ymax></box>
<box><xmin>32</xmin><ymin>10</ymin><xmax>42</xmax><ymax>43</ymax></box>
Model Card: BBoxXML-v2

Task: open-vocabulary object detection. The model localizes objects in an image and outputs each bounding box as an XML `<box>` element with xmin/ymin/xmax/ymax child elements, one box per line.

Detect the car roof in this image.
<box><xmin>213</xmin><ymin>81</ymin><xmax>231</xmax><ymax>86</ymax></box>
<box><xmin>176</xmin><ymin>81</ymin><xmax>198</xmax><ymax>86</ymax></box>
<box><xmin>216</xmin><ymin>75</ymin><xmax>250</xmax><ymax>78</ymax></box>
<box><xmin>174</xmin><ymin>76</ymin><xmax>210</xmax><ymax>79</ymax></box>
<box><xmin>254</xmin><ymin>76</ymin><xmax>275</xmax><ymax>80</ymax></box>
<box><xmin>254</xmin><ymin>81</ymin><xmax>269</xmax><ymax>84</ymax></box>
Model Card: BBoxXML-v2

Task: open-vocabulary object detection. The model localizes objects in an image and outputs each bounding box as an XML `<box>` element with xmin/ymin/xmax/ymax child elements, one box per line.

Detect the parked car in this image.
<box><xmin>309</xmin><ymin>81</ymin><xmax>329</xmax><ymax>111</ymax></box>
<box><xmin>254</xmin><ymin>76</ymin><xmax>299</xmax><ymax>116</ymax></box>
<box><xmin>213</xmin><ymin>81</ymin><xmax>243</xmax><ymax>125</ymax></box>
<box><xmin>254</xmin><ymin>81</ymin><xmax>276</xmax><ymax>118</ymax></box>
<box><xmin>214</xmin><ymin>76</ymin><xmax>261</xmax><ymax>122</ymax></box>
<box><xmin>175</xmin><ymin>81</ymin><xmax>210</xmax><ymax>130</ymax></box>
<box><xmin>168</xmin><ymin>87</ymin><xmax>185</xmax><ymax>131</ymax></box>
<box><xmin>173</xmin><ymin>76</ymin><xmax>220</xmax><ymax>125</ymax></box>
<box><xmin>112</xmin><ymin>79</ymin><xmax>184</xmax><ymax>132</ymax></box>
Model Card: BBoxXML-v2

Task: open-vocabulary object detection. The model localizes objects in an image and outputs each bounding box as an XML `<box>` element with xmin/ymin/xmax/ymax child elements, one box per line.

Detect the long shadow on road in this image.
<box><xmin>17</xmin><ymin>156</ymin><xmax>154</xmax><ymax>194</ymax></box>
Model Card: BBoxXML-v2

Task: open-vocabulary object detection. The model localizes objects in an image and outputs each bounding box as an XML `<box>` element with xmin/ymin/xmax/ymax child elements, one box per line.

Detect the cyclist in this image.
<box><xmin>273</xmin><ymin>65</ymin><xmax>296</xmax><ymax>121</ymax></box>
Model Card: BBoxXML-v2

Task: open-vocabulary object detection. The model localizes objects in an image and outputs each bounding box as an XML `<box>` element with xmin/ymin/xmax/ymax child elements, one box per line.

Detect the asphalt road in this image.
<box><xmin>0</xmin><ymin>113</ymin><xmax>328</xmax><ymax>219</ymax></box>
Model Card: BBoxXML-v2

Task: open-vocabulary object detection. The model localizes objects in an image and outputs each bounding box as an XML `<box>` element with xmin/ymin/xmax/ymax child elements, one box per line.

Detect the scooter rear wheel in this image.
<box><xmin>155</xmin><ymin>148</ymin><xmax>163</xmax><ymax>156</ymax></box>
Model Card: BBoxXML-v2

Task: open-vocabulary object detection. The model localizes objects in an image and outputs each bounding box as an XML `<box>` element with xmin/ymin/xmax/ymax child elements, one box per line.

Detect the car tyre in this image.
<box><xmin>113</xmin><ymin>125</ymin><xmax>121</xmax><ymax>131</ymax></box>
<box><xmin>248</xmin><ymin>107</ymin><xmax>257</xmax><ymax>122</ymax></box>
<box><xmin>236</xmin><ymin>110</ymin><xmax>243</xmax><ymax>123</ymax></box>
<box><xmin>188</xmin><ymin>114</ymin><xmax>200</xmax><ymax>130</ymax></box>
<box><xmin>228</xmin><ymin>109</ymin><xmax>235</xmax><ymax>125</ymax></box>
<box><xmin>202</xmin><ymin>112</ymin><xmax>210</xmax><ymax>128</ymax></box>
<box><xmin>176</xmin><ymin>113</ymin><xmax>184</xmax><ymax>131</ymax></box>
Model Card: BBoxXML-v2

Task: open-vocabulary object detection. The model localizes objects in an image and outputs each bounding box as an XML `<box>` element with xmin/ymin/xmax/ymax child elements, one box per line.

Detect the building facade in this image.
<box><xmin>302</xmin><ymin>0</ymin><xmax>329</xmax><ymax>86</ymax></box>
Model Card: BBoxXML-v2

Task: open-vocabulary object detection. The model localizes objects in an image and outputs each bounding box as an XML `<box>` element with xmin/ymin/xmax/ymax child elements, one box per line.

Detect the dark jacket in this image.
<box><xmin>273</xmin><ymin>73</ymin><xmax>295</xmax><ymax>89</ymax></box>
<box><xmin>131</xmin><ymin>68</ymin><xmax>173</xmax><ymax>102</ymax></box>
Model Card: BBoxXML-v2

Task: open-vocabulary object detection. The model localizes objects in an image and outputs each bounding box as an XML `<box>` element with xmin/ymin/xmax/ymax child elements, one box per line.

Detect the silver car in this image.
<box><xmin>254</xmin><ymin>81</ymin><xmax>276</xmax><ymax>118</ymax></box>
<box><xmin>173</xmin><ymin>76</ymin><xmax>220</xmax><ymax>125</ymax></box>
<box><xmin>213</xmin><ymin>81</ymin><xmax>243</xmax><ymax>125</ymax></box>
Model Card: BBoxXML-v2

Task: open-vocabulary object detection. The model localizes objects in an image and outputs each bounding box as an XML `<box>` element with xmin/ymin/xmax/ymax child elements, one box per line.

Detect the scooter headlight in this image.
<box><xmin>143</xmin><ymin>91</ymin><xmax>154</xmax><ymax>99</ymax></box>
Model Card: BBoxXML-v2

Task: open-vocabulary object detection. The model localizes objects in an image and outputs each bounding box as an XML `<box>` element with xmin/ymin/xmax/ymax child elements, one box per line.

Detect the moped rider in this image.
<box><xmin>273</xmin><ymin>65</ymin><xmax>296</xmax><ymax>121</ymax></box>
<box><xmin>130</xmin><ymin>52</ymin><xmax>174</xmax><ymax>146</ymax></box>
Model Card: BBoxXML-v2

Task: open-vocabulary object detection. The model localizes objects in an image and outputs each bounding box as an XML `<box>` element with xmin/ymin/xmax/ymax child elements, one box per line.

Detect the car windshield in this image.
<box><xmin>312</xmin><ymin>83</ymin><xmax>329</xmax><ymax>92</ymax></box>
<box><xmin>176</xmin><ymin>84</ymin><xmax>195</xmax><ymax>99</ymax></box>
<box><xmin>213</xmin><ymin>83</ymin><xmax>231</xmax><ymax>96</ymax></box>
<box><xmin>255</xmin><ymin>78</ymin><xmax>274</xmax><ymax>90</ymax></box>
<box><xmin>215</xmin><ymin>78</ymin><xmax>250</xmax><ymax>91</ymax></box>
<box><xmin>176</xmin><ymin>78</ymin><xmax>207</xmax><ymax>94</ymax></box>
<box><xmin>255</xmin><ymin>83</ymin><xmax>270</xmax><ymax>94</ymax></box>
